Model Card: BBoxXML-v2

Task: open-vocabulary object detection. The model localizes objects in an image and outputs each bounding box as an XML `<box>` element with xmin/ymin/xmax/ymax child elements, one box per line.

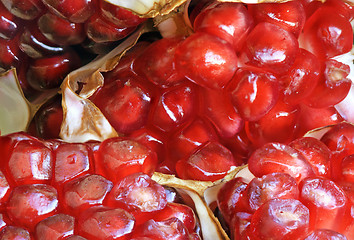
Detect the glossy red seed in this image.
<box><xmin>152</xmin><ymin>81</ymin><xmax>197</xmax><ymax>132</ymax></box>
<box><xmin>131</xmin><ymin>218</ymin><xmax>190</xmax><ymax>240</ymax></box>
<box><xmin>1</xmin><ymin>0</ymin><xmax>44</xmax><ymax>20</ymax></box>
<box><xmin>8</xmin><ymin>139</ymin><xmax>53</xmax><ymax>184</ymax></box>
<box><xmin>228</xmin><ymin>67</ymin><xmax>279</xmax><ymax>122</ymax></box>
<box><xmin>248</xmin><ymin>1</ymin><xmax>306</xmax><ymax>38</ymax></box>
<box><xmin>63</xmin><ymin>236</ymin><xmax>87</xmax><ymax>240</ymax></box>
<box><xmin>0</xmin><ymin>35</ymin><xmax>25</xmax><ymax>69</ymax></box>
<box><xmin>77</xmin><ymin>206</ymin><xmax>135</xmax><ymax>240</ymax></box>
<box><xmin>175</xmin><ymin>141</ymin><xmax>238</xmax><ymax>182</ymax></box>
<box><xmin>42</xmin><ymin>0</ymin><xmax>95</xmax><ymax>23</ymax></box>
<box><xmin>299</xmin><ymin>177</ymin><xmax>351</xmax><ymax>232</ymax></box>
<box><xmin>38</xmin><ymin>12</ymin><xmax>86</xmax><ymax>46</ymax></box>
<box><xmin>280</xmin><ymin>48</ymin><xmax>321</xmax><ymax>105</ymax></box>
<box><xmin>97</xmin><ymin>138</ymin><xmax>157</xmax><ymax>182</ymax></box>
<box><xmin>321</xmin><ymin>122</ymin><xmax>354</xmax><ymax>153</ymax></box>
<box><xmin>289</xmin><ymin>137</ymin><xmax>332</xmax><ymax>178</ymax></box>
<box><xmin>90</xmin><ymin>79</ymin><xmax>152</xmax><ymax>134</ymax></box>
<box><xmin>100</xmin><ymin>1</ymin><xmax>145</xmax><ymax>28</ymax></box>
<box><xmin>194</xmin><ymin>2</ymin><xmax>254</xmax><ymax>52</ymax></box>
<box><xmin>300</xmin><ymin>7</ymin><xmax>353</xmax><ymax>59</ymax></box>
<box><xmin>27</xmin><ymin>51</ymin><xmax>81</xmax><ymax>90</ymax></box>
<box><xmin>241</xmin><ymin>22</ymin><xmax>299</xmax><ymax>74</ymax></box>
<box><xmin>53</xmin><ymin>143</ymin><xmax>92</xmax><ymax>185</ymax></box>
<box><xmin>243</xmin><ymin>173</ymin><xmax>299</xmax><ymax>213</ymax></box>
<box><xmin>7</xmin><ymin>184</ymin><xmax>58</xmax><ymax>230</ymax></box>
<box><xmin>175</xmin><ymin>32</ymin><xmax>237</xmax><ymax>90</ymax></box>
<box><xmin>303</xmin><ymin>229</ymin><xmax>348</xmax><ymax>240</ymax></box>
<box><xmin>248</xmin><ymin>142</ymin><xmax>315</xmax><ymax>183</ymax></box>
<box><xmin>0</xmin><ymin>2</ymin><xmax>20</xmax><ymax>40</ymax></box>
<box><xmin>248</xmin><ymin>199</ymin><xmax>310</xmax><ymax>240</ymax></box>
<box><xmin>35</xmin><ymin>214</ymin><xmax>74</xmax><ymax>240</ymax></box>
<box><xmin>0</xmin><ymin>171</ymin><xmax>11</xmax><ymax>207</ymax></box>
<box><xmin>341</xmin><ymin>154</ymin><xmax>354</xmax><ymax>182</ymax></box>
<box><xmin>133</xmin><ymin>37</ymin><xmax>184</xmax><ymax>87</ymax></box>
<box><xmin>217</xmin><ymin>177</ymin><xmax>248</xmax><ymax>225</ymax></box>
<box><xmin>107</xmin><ymin>173</ymin><xmax>167</xmax><ymax>214</ymax></box>
<box><xmin>0</xmin><ymin>226</ymin><xmax>31</xmax><ymax>240</ymax></box>
<box><xmin>62</xmin><ymin>174</ymin><xmax>113</xmax><ymax>216</ymax></box>
<box><xmin>230</xmin><ymin>211</ymin><xmax>252</xmax><ymax>240</ymax></box>
<box><xmin>200</xmin><ymin>88</ymin><xmax>243</xmax><ymax>138</ymax></box>
<box><xmin>323</xmin><ymin>0</ymin><xmax>354</xmax><ymax>21</ymax></box>
<box><xmin>245</xmin><ymin>98</ymin><xmax>300</xmax><ymax>147</ymax></box>
<box><xmin>85</xmin><ymin>13</ymin><xmax>136</xmax><ymax>43</ymax></box>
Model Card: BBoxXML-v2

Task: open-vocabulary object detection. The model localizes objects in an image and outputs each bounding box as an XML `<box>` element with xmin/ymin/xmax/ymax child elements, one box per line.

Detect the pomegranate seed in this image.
<box><xmin>230</xmin><ymin>211</ymin><xmax>252</xmax><ymax>240</ymax></box>
<box><xmin>0</xmin><ymin>34</ymin><xmax>25</xmax><ymax>69</ymax></box>
<box><xmin>42</xmin><ymin>0</ymin><xmax>96</xmax><ymax>23</ymax></box>
<box><xmin>321</xmin><ymin>122</ymin><xmax>354</xmax><ymax>153</ymax></box>
<box><xmin>248</xmin><ymin>199</ymin><xmax>310</xmax><ymax>239</ymax></box>
<box><xmin>96</xmin><ymin>137</ymin><xmax>157</xmax><ymax>182</ymax></box>
<box><xmin>38</xmin><ymin>12</ymin><xmax>86</xmax><ymax>46</ymax></box>
<box><xmin>0</xmin><ymin>171</ymin><xmax>11</xmax><ymax>206</ymax></box>
<box><xmin>7</xmin><ymin>184</ymin><xmax>58</xmax><ymax>230</ymax></box>
<box><xmin>131</xmin><ymin>218</ymin><xmax>190</xmax><ymax>240</ymax></box>
<box><xmin>175</xmin><ymin>141</ymin><xmax>238</xmax><ymax>182</ymax></box>
<box><xmin>35</xmin><ymin>214</ymin><xmax>74</xmax><ymax>240</ymax></box>
<box><xmin>289</xmin><ymin>137</ymin><xmax>332</xmax><ymax>178</ymax></box>
<box><xmin>323</xmin><ymin>0</ymin><xmax>354</xmax><ymax>21</ymax></box>
<box><xmin>151</xmin><ymin>81</ymin><xmax>197</xmax><ymax>132</ymax></box>
<box><xmin>175</xmin><ymin>32</ymin><xmax>237</xmax><ymax>90</ymax></box>
<box><xmin>341</xmin><ymin>154</ymin><xmax>354</xmax><ymax>183</ymax></box>
<box><xmin>194</xmin><ymin>2</ymin><xmax>254</xmax><ymax>52</ymax></box>
<box><xmin>303</xmin><ymin>229</ymin><xmax>348</xmax><ymax>240</ymax></box>
<box><xmin>8</xmin><ymin>139</ymin><xmax>53</xmax><ymax>184</ymax></box>
<box><xmin>227</xmin><ymin>67</ymin><xmax>279</xmax><ymax>122</ymax></box>
<box><xmin>0</xmin><ymin>1</ymin><xmax>21</xmax><ymax>40</ymax></box>
<box><xmin>241</xmin><ymin>22</ymin><xmax>299</xmax><ymax>74</ymax></box>
<box><xmin>300</xmin><ymin>7</ymin><xmax>353</xmax><ymax>59</ymax></box>
<box><xmin>1</xmin><ymin>0</ymin><xmax>44</xmax><ymax>20</ymax></box>
<box><xmin>299</xmin><ymin>177</ymin><xmax>351</xmax><ymax>232</ymax></box>
<box><xmin>64</xmin><ymin>236</ymin><xmax>87</xmax><ymax>240</ymax></box>
<box><xmin>77</xmin><ymin>206</ymin><xmax>135</xmax><ymax>240</ymax></box>
<box><xmin>62</xmin><ymin>174</ymin><xmax>113</xmax><ymax>216</ymax></box>
<box><xmin>133</xmin><ymin>37</ymin><xmax>184</xmax><ymax>87</ymax></box>
<box><xmin>248</xmin><ymin>142</ymin><xmax>315</xmax><ymax>183</ymax></box>
<box><xmin>53</xmin><ymin>143</ymin><xmax>93</xmax><ymax>185</ymax></box>
<box><xmin>100</xmin><ymin>1</ymin><xmax>146</xmax><ymax>28</ymax></box>
<box><xmin>0</xmin><ymin>226</ymin><xmax>31</xmax><ymax>240</ymax></box>
<box><xmin>248</xmin><ymin>1</ymin><xmax>306</xmax><ymax>38</ymax></box>
<box><xmin>200</xmin><ymin>88</ymin><xmax>243</xmax><ymax>138</ymax></box>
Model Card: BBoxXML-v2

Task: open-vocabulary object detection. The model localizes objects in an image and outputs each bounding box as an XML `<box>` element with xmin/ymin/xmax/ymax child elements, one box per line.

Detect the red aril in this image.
<box><xmin>304</xmin><ymin>59</ymin><xmax>351</xmax><ymax>108</ymax></box>
<box><xmin>77</xmin><ymin>206</ymin><xmax>135</xmax><ymax>240</ymax></box>
<box><xmin>217</xmin><ymin>177</ymin><xmax>248</xmax><ymax>225</ymax></box>
<box><xmin>248</xmin><ymin>198</ymin><xmax>310</xmax><ymax>240</ymax></box>
<box><xmin>321</xmin><ymin>122</ymin><xmax>354</xmax><ymax>153</ymax></box>
<box><xmin>193</xmin><ymin>2</ymin><xmax>254</xmax><ymax>52</ymax></box>
<box><xmin>299</xmin><ymin>7</ymin><xmax>353</xmax><ymax>59</ymax></box>
<box><xmin>175</xmin><ymin>141</ymin><xmax>238</xmax><ymax>182</ymax></box>
<box><xmin>242</xmin><ymin>173</ymin><xmax>299</xmax><ymax>213</ymax></box>
<box><xmin>53</xmin><ymin>143</ymin><xmax>93</xmax><ymax>185</ymax></box>
<box><xmin>42</xmin><ymin>0</ymin><xmax>96</xmax><ymax>23</ymax></box>
<box><xmin>0</xmin><ymin>1</ymin><xmax>21</xmax><ymax>40</ymax></box>
<box><xmin>248</xmin><ymin>1</ymin><xmax>306</xmax><ymax>38</ymax></box>
<box><xmin>174</xmin><ymin>32</ymin><xmax>237</xmax><ymax>90</ymax></box>
<box><xmin>151</xmin><ymin>81</ymin><xmax>197</xmax><ymax>132</ymax></box>
<box><xmin>200</xmin><ymin>88</ymin><xmax>243</xmax><ymax>139</ymax></box>
<box><xmin>62</xmin><ymin>174</ymin><xmax>113</xmax><ymax>216</ymax></box>
<box><xmin>227</xmin><ymin>67</ymin><xmax>279</xmax><ymax>122</ymax></box>
<box><xmin>240</xmin><ymin>22</ymin><xmax>299</xmax><ymax>74</ymax></box>
<box><xmin>303</xmin><ymin>229</ymin><xmax>348</xmax><ymax>240</ymax></box>
<box><xmin>280</xmin><ymin>48</ymin><xmax>321</xmax><ymax>105</ymax></box>
<box><xmin>1</xmin><ymin>0</ymin><xmax>44</xmax><ymax>20</ymax></box>
<box><xmin>245</xmin><ymin>97</ymin><xmax>300</xmax><ymax>147</ymax></box>
<box><xmin>0</xmin><ymin>34</ymin><xmax>25</xmax><ymax>69</ymax></box>
<box><xmin>35</xmin><ymin>214</ymin><xmax>74</xmax><ymax>240</ymax></box>
<box><xmin>289</xmin><ymin>137</ymin><xmax>332</xmax><ymax>178</ymax></box>
<box><xmin>133</xmin><ymin>37</ymin><xmax>184</xmax><ymax>87</ymax></box>
<box><xmin>7</xmin><ymin>184</ymin><xmax>58</xmax><ymax>230</ymax></box>
<box><xmin>248</xmin><ymin>142</ymin><xmax>315</xmax><ymax>183</ymax></box>
<box><xmin>341</xmin><ymin>154</ymin><xmax>354</xmax><ymax>183</ymax></box>
<box><xmin>96</xmin><ymin>137</ymin><xmax>157</xmax><ymax>182</ymax></box>
<box><xmin>323</xmin><ymin>0</ymin><xmax>354</xmax><ymax>21</ymax></box>
<box><xmin>37</xmin><ymin>12</ymin><xmax>86</xmax><ymax>46</ymax></box>
<box><xmin>0</xmin><ymin>226</ymin><xmax>31</xmax><ymax>240</ymax></box>
<box><xmin>230</xmin><ymin>211</ymin><xmax>252</xmax><ymax>240</ymax></box>
<box><xmin>169</xmin><ymin>117</ymin><xmax>219</xmax><ymax>162</ymax></box>
<box><xmin>0</xmin><ymin>171</ymin><xmax>11</xmax><ymax>206</ymax></box>
<box><xmin>90</xmin><ymin>78</ymin><xmax>152</xmax><ymax>134</ymax></box>
<box><xmin>8</xmin><ymin>139</ymin><xmax>53</xmax><ymax>184</ymax></box>
<box><xmin>299</xmin><ymin>177</ymin><xmax>351</xmax><ymax>232</ymax></box>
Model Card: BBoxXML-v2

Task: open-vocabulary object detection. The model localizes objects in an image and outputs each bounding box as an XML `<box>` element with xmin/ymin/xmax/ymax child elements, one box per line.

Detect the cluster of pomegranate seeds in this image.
<box><xmin>216</xmin><ymin>122</ymin><xmax>354</xmax><ymax>239</ymax></box>
<box><xmin>0</xmin><ymin>0</ymin><xmax>145</xmax><ymax>99</ymax></box>
<box><xmin>87</xmin><ymin>0</ymin><xmax>354</xmax><ymax>181</ymax></box>
<box><xmin>0</xmin><ymin>131</ymin><xmax>201</xmax><ymax>239</ymax></box>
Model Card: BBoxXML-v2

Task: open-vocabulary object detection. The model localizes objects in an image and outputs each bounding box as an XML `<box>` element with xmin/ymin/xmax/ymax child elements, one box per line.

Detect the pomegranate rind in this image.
<box><xmin>60</xmin><ymin>25</ymin><xmax>150</xmax><ymax>143</ymax></box>
<box><xmin>0</xmin><ymin>69</ymin><xmax>31</xmax><ymax>135</ymax></box>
